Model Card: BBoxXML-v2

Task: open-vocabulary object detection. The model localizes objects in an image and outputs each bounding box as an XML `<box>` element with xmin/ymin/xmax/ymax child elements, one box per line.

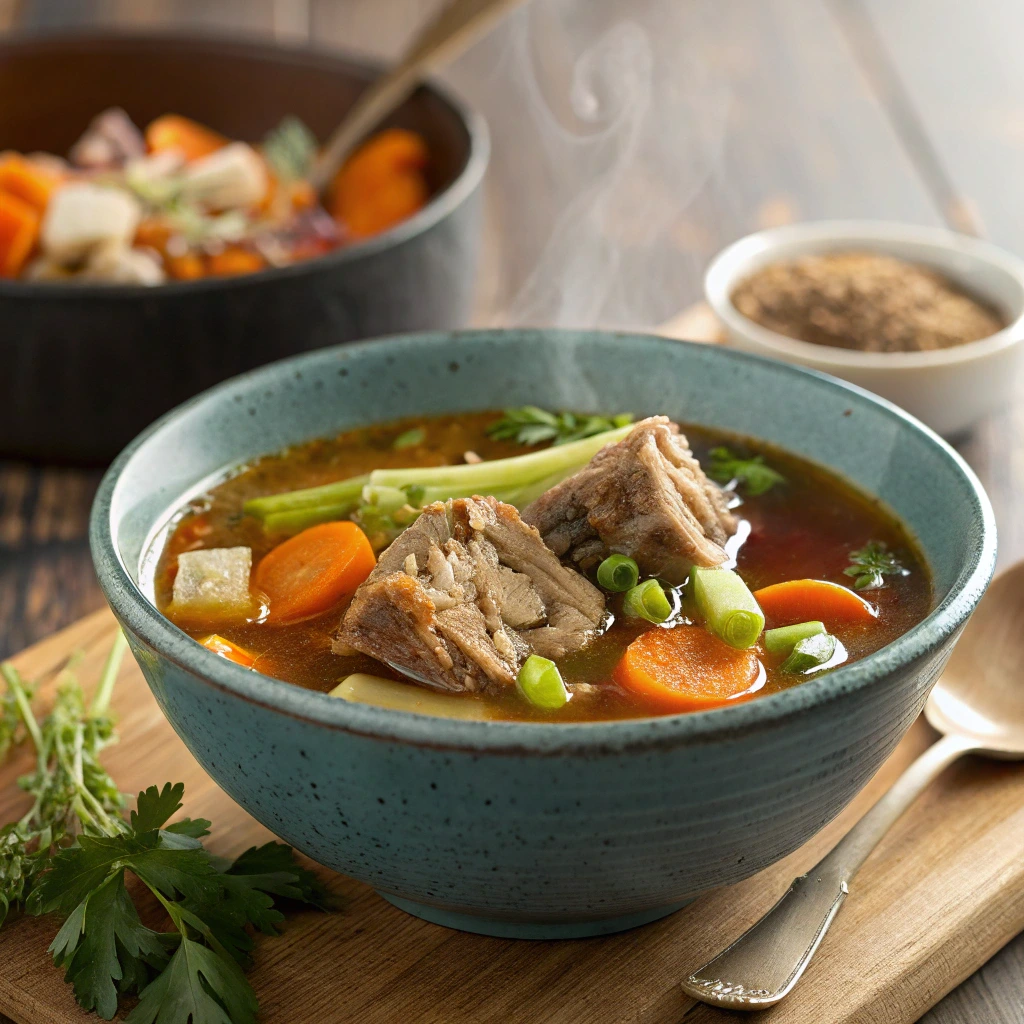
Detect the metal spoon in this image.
<box><xmin>681</xmin><ymin>560</ymin><xmax>1024</xmax><ymax>1011</ymax></box>
<box><xmin>310</xmin><ymin>0</ymin><xmax>527</xmax><ymax>194</ymax></box>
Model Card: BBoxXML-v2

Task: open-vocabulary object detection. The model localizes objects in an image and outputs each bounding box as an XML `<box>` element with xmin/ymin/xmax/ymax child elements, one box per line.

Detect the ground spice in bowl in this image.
<box><xmin>731</xmin><ymin>251</ymin><xmax>1006</xmax><ymax>353</ymax></box>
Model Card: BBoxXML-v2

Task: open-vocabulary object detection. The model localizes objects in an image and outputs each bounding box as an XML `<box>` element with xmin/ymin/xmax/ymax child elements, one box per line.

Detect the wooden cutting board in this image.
<box><xmin>0</xmin><ymin>609</ymin><xmax>1022</xmax><ymax>1024</ymax></box>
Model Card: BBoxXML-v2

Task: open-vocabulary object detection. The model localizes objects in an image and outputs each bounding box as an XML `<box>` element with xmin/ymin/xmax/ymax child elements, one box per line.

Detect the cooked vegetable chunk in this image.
<box><xmin>523</xmin><ymin>416</ymin><xmax>736</xmax><ymax>583</ymax></box>
<box><xmin>254</xmin><ymin>521</ymin><xmax>375</xmax><ymax>624</ymax></box>
<box><xmin>691</xmin><ymin>566</ymin><xmax>764</xmax><ymax>649</ymax></box>
<box><xmin>0</xmin><ymin>192</ymin><xmax>39</xmax><ymax>278</ymax></box>
<box><xmin>753</xmin><ymin>579</ymin><xmax>876</xmax><ymax>627</ymax></box>
<box><xmin>171</xmin><ymin>546</ymin><xmax>253</xmax><ymax>623</ymax></box>
<box><xmin>40</xmin><ymin>183</ymin><xmax>140</xmax><ymax>262</ymax></box>
<box><xmin>180</xmin><ymin>142</ymin><xmax>268</xmax><ymax>210</ymax></box>
<box><xmin>613</xmin><ymin>625</ymin><xmax>763</xmax><ymax>713</ymax></box>
<box><xmin>330</xmin><ymin>673</ymin><xmax>495</xmax><ymax>720</ymax></box>
<box><xmin>334</xmin><ymin>497</ymin><xmax>606</xmax><ymax>693</ymax></box>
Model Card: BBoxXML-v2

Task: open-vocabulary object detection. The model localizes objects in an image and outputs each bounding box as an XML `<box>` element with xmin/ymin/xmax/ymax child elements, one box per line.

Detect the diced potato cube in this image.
<box><xmin>329</xmin><ymin>674</ymin><xmax>495</xmax><ymax>720</ymax></box>
<box><xmin>41</xmin><ymin>183</ymin><xmax>141</xmax><ymax>262</ymax></box>
<box><xmin>180</xmin><ymin>142</ymin><xmax>268</xmax><ymax>210</ymax></box>
<box><xmin>172</xmin><ymin>546</ymin><xmax>253</xmax><ymax>623</ymax></box>
<box><xmin>84</xmin><ymin>241</ymin><xmax>165</xmax><ymax>285</ymax></box>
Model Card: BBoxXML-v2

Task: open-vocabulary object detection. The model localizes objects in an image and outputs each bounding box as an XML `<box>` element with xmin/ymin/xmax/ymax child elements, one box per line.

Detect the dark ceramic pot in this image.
<box><xmin>0</xmin><ymin>33</ymin><xmax>488</xmax><ymax>463</ymax></box>
<box><xmin>91</xmin><ymin>330</ymin><xmax>996</xmax><ymax>939</ymax></box>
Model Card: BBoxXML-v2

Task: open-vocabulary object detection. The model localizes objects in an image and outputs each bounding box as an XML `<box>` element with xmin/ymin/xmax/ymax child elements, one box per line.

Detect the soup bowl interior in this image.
<box><xmin>92</xmin><ymin>330</ymin><xmax>995</xmax><ymax>937</ymax></box>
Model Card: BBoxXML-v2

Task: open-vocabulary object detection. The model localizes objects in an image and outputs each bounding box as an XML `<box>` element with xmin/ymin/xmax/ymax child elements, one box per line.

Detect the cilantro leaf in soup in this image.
<box><xmin>844</xmin><ymin>541</ymin><xmax>909</xmax><ymax>590</ymax></box>
<box><xmin>707</xmin><ymin>446</ymin><xmax>785</xmax><ymax>496</ymax></box>
<box><xmin>262</xmin><ymin>115</ymin><xmax>318</xmax><ymax>182</ymax></box>
<box><xmin>487</xmin><ymin>407</ymin><xmax>633</xmax><ymax>447</ymax></box>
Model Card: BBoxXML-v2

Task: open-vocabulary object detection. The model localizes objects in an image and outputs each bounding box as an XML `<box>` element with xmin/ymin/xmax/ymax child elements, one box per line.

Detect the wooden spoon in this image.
<box><xmin>310</xmin><ymin>0</ymin><xmax>527</xmax><ymax>194</ymax></box>
<box><xmin>680</xmin><ymin>560</ymin><xmax>1024</xmax><ymax>1010</ymax></box>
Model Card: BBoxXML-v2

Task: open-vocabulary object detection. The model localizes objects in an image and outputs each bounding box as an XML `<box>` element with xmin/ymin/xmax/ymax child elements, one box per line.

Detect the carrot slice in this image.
<box><xmin>146</xmin><ymin>114</ymin><xmax>226</xmax><ymax>162</ymax></box>
<box><xmin>254</xmin><ymin>521</ymin><xmax>376</xmax><ymax>624</ymax></box>
<box><xmin>329</xmin><ymin>128</ymin><xmax>430</xmax><ymax>238</ymax></box>
<box><xmin>0</xmin><ymin>155</ymin><xmax>58</xmax><ymax>213</ymax></box>
<box><xmin>200</xmin><ymin>634</ymin><xmax>256</xmax><ymax>669</ymax></box>
<box><xmin>166</xmin><ymin>251</ymin><xmax>206</xmax><ymax>281</ymax></box>
<box><xmin>207</xmin><ymin>247</ymin><xmax>265</xmax><ymax>277</ymax></box>
<box><xmin>613</xmin><ymin>625</ymin><xmax>763</xmax><ymax>713</ymax></box>
<box><xmin>0</xmin><ymin>191</ymin><xmax>39</xmax><ymax>278</ymax></box>
<box><xmin>753</xmin><ymin>579</ymin><xmax>876</xmax><ymax>628</ymax></box>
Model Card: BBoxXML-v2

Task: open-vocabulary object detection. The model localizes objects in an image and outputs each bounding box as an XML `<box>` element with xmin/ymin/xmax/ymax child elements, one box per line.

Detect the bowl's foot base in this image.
<box><xmin>378</xmin><ymin>893</ymin><xmax>693</xmax><ymax>939</ymax></box>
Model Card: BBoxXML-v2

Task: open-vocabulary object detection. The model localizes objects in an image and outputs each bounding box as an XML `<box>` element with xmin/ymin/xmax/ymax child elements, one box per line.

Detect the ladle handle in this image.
<box><xmin>681</xmin><ymin>732</ymin><xmax>975</xmax><ymax>1010</ymax></box>
<box><xmin>310</xmin><ymin>0</ymin><xmax>525</xmax><ymax>192</ymax></box>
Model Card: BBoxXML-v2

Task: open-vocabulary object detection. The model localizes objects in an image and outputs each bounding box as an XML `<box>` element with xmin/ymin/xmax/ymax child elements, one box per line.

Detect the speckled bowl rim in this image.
<box><xmin>90</xmin><ymin>330</ymin><xmax>997</xmax><ymax>755</ymax></box>
<box><xmin>0</xmin><ymin>31</ymin><xmax>490</xmax><ymax>300</ymax></box>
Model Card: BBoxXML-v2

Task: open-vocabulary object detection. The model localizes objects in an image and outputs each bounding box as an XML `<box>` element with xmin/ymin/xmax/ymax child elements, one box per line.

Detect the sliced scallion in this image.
<box><xmin>597</xmin><ymin>554</ymin><xmax>640</xmax><ymax>593</ymax></box>
<box><xmin>691</xmin><ymin>566</ymin><xmax>764</xmax><ymax>650</ymax></box>
<box><xmin>622</xmin><ymin>579</ymin><xmax>673</xmax><ymax>624</ymax></box>
<box><xmin>763</xmin><ymin>620</ymin><xmax>826</xmax><ymax>657</ymax></box>
<box><xmin>780</xmin><ymin>632</ymin><xmax>837</xmax><ymax>673</ymax></box>
<box><xmin>516</xmin><ymin>655</ymin><xmax>570</xmax><ymax>711</ymax></box>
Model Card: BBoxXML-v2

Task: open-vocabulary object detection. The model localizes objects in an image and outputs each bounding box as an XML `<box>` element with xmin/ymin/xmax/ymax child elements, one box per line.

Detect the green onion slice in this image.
<box><xmin>596</xmin><ymin>554</ymin><xmax>640</xmax><ymax>592</ymax></box>
<box><xmin>516</xmin><ymin>655</ymin><xmax>570</xmax><ymax>711</ymax></box>
<box><xmin>690</xmin><ymin>566</ymin><xmax>764</xmax><ymax>650</ymax></box>
<box><xmin>780</xmin><ymin>632</ymin><xmax>837</xmax><ymax>673</ymax></box>
<box><xmin>622</xmin><ymin>579</ymin><xmax>673</xmax><ymax>624</ymax></box>
<box><xmin>763</xmin><ymin>620</ymin><xmax>826</xmax><ymax>657</ymax></box>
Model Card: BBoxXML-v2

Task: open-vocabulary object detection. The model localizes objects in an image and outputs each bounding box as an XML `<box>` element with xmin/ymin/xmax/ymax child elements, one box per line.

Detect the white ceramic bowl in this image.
<box><xmin>705</xmin><ymin>221</ymin><xmax>1024</xmax><ymax>436</ymax></box>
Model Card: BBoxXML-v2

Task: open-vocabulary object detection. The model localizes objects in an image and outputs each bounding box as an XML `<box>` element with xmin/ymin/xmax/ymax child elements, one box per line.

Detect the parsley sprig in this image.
<box><xmin>487</xmin><ymin>407</ymin><xmax>633</xmax><ymax>447</ymax></box>
<box><xmin>262</xmin><ymin>116</ymin><xmax>318</xmax><ymax>182</ymax></box>
<box><xmin>707</xmin><ymin>446</ymin><xmax>785</xmax><ymax>496</ymax></box>
<box><xmin>844</xmin><ymin>541</ymin><xmax>909</xmax><ymax>590</ymax></box>
<box><xmin>0</xmin><ymin>636</ymin><xmax>329</xmax><ymax>1023</ymax></box>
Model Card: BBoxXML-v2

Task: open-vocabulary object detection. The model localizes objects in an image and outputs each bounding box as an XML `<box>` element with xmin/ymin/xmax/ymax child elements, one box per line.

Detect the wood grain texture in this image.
<box><xmin>0</xmin><ymin>610</ymin><xmax>1022</xmax><ymax>1024</ymax></box>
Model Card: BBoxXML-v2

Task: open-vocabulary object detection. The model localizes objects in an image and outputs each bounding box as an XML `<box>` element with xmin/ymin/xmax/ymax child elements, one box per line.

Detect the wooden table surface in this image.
<box><xmin>1</xmin><ymin>1</ymin><xmax>1022</xmax><ymax>1022</ymax></box>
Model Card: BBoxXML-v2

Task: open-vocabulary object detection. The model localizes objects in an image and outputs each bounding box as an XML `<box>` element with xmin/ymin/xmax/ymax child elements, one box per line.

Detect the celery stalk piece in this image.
<box><xmin>780</xmin><ymin>632</ymin><xmax>837</xmax><ymax>673</ymax></box>
<box><xmin>261</xmin><ymin>502</ymin><xmax>355</xmax><ymax>536</ymax></box>
<box><xmin>363</xmin><ymin>424</ymin><xmax>632</xmax><ymax>497</ymax></box>
<box><xmin>516</xmin><ymin>655</ymin><xmax>570</xmax><ymax>710</ymax></box>
<box><xmin>691</xmin><ymin>566</ymin><xmax>765</xmax><ymax>649</ymax></box>
<box><xmin>243</xmin><ymin>473</ymin><xmax>369</xmax><ymax>520</ymax></box>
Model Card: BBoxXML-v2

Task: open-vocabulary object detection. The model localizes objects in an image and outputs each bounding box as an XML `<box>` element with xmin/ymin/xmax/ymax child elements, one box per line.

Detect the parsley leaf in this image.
<box><xmin>126</xmin><ymin>935</ymin><xmax>258</xmax><ymax>1024</ymax></box>
<box><xmin>1</xmin><ymin>636</ymin><xmax>331</xmax><ymax>1022</ymax></box>
<box><xmin>487</xmin><ymin>407</ymin><xmax>633</xmax><ymax>447</ymax></box>
<box><xmin>707</xmin><ymin>446</ymin><xmax>785</xmax><ymax>496</ymax></box>
<box><xmin>392</xmin><ymin>427</ymin><xmax>426</xmax><ymax>450</ymax></box>
<box><xmin>262</xmin><ymin>116</ymin><xmax>318</xmax><ymax>183</ymax></box>
<box><xmin>844</xmin><ymin>541</ymin><xmax>909</xmax><ymax>590</ymax></box>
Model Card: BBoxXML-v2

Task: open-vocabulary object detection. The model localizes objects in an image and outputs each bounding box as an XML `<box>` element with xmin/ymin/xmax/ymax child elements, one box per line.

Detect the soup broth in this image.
<box><xmin>152</xmin><ymin>411</ymin><xmax>932</xmax><ymax>722</ymax></box>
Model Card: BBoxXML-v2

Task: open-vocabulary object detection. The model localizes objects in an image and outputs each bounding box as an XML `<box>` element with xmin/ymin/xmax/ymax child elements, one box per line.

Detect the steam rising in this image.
<box><xmin>444</xmin><ymin>0</ymin><xmax>730</xmax><ymax>328</ymax></box>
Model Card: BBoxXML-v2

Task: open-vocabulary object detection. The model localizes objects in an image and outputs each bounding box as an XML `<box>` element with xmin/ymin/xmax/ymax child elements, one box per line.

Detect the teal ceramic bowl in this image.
<box><xmin>91</xmin><ymin>330</ymin><xmax>996</xmax><ymax>938</ymax></box>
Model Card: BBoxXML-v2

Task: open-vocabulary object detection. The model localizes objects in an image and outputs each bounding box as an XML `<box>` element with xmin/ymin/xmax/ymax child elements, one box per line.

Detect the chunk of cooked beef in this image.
<box><xmin>522</xmin><ymin>416</ymin><xmax>736</xmax><ymax>583</ymax></box>
<box><xmin>334</xmin><ymin>497</ymin><xmax>606</xmax><ymax>693</ymax></box>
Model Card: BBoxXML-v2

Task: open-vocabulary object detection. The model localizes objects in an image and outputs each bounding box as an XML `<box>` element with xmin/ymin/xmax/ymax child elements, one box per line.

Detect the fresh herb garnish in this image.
<box><xmin>487</xmin><ymin>407</ymin><xmax>633</xmax><ymax>447</ymax></box>
<box><xmin>262</xmin><ymin>116</ymin><xmax>318</xmax><ymax>182</ymax></box>
<box><xmin>0</xmin><ymin>636</ymin><xmax>329</xmax><ymax>1022</ymax></box>
<box><xmin>707</xmin><ymin>446</ymin><xmax>785</xmax><ymax>496</ymax></box>
<box><xmin>392</xmin><ymin>427</ymin><xmax>426</xmax><ymax>450</ymax></box>
<box><xmin>844</xmin><ymin>541</ymin><xmax>909</xmax><ymax>590</ymax></box>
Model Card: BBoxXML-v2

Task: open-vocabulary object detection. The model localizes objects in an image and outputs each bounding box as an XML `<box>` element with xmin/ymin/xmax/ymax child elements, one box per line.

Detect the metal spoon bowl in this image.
<box><xmin>682</xmin><ymin>560</ymin><xmax>1024</xmax><ymax>1010</ymax></box>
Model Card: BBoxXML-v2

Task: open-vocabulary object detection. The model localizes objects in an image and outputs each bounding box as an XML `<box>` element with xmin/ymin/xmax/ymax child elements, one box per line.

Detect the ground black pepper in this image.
<box><xmin>731</xmin><ymin>251</ymin><xmax>1006</xmax><ymax>353</ymax></box>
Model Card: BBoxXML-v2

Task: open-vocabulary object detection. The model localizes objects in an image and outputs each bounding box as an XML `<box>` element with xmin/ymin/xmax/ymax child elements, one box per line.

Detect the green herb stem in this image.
<box><xmin>90</xmin><ymin>630</ymin><xmax>128</xmax><ymax>718</ymax></box>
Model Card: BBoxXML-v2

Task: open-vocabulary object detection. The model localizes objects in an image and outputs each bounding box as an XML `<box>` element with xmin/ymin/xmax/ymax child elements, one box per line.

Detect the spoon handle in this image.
<box><xmin>310</xmin><ymin>0</ymin><xmax>525</xmax><ymax>192</ymax></box>
<box><xmin>681</xmin><ymin>732</ymin><xmax>975</xmax><ymax>1010</ymax></box>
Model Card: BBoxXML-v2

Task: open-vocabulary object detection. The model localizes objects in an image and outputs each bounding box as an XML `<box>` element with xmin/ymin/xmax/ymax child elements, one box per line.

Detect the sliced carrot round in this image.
<box><xmin>613</xmin><ymin>625</ymin><xmax>764</xmax><ymax>713</ymax></box>
<box><xmin>254</xmin><ymin>521</ymin><xmax>375</xmax><ymax>624</ymax></box>
<box><xmin>200</xmin><ymin>634</ymin><xmax>256</xmax><ymax>669</ymax></box>
<box><xmin>145</xmin><ymin>114</ymin><xmax>227</xmax><ymax>161</ymax></box>
<box><xmin>753</xmin><ymin>579</ymin><xmax>876</xmax><ymax>628</ymax></box>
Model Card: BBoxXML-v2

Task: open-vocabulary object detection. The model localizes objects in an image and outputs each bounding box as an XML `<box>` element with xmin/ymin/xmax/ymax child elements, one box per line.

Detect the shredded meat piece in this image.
<box><xmin>522</xmin><ymin>416</ymin><xmax>736</xmax><ymax>583</ymax></box>
<box><xmin>334</xmin><ymin>497</ymin><xmax>605</xmax><ymax>693</ymax></box>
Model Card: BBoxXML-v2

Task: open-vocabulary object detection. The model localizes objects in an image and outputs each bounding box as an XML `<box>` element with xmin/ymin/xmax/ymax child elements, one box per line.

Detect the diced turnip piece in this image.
<box><xmin>172</xmin><ymin>547</ymin><xmax>253</xmax><ymax>622</ymax></box>
<box><xmin>179</xmin><ymin>142</ymin><xmax>268</xmax><ymax>210</ymax></box>
<box><xmin>83</xmin><ymin>241</ymin><xmax>166</xmax><ymax>285</ymax></box>
<box><xmin>329</xmin><ymin>674</ymin><xmax>495</xmax><ymax>720</ymax></box>
<box><xmin>41</xmin><ymin>183</ymin><xmax>141</xmax><ymax>263</ymax></box>
<box><xmin>126</xmin><ymin>149</ymin><xmax>186</xmax><ymax>185</ymax></box>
